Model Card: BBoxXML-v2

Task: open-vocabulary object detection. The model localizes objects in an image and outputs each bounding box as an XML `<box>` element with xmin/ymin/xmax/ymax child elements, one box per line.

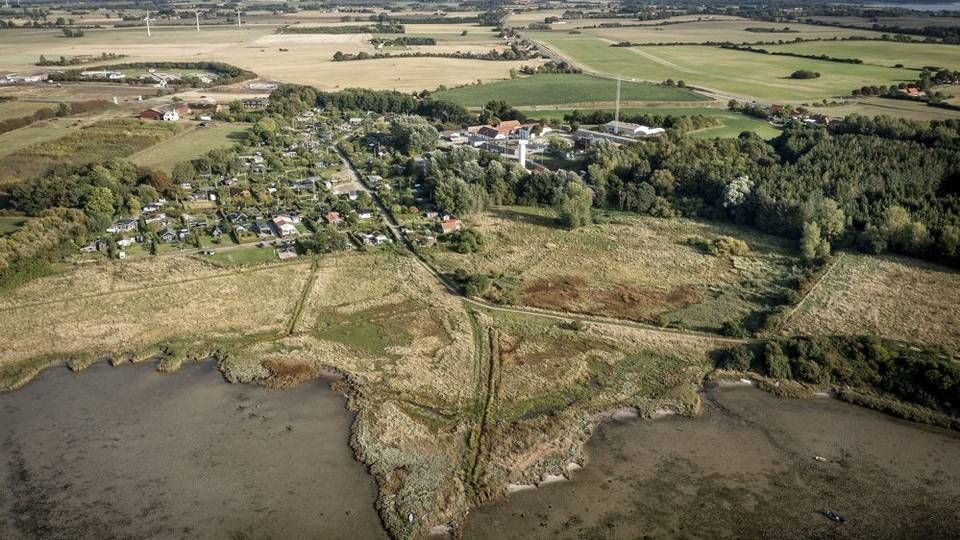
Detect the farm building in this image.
<box><xmin>138</xmin><ymin>104</ymin><xmax>188</xmax><ymax>122</ymax></box>
<box><xmin>604</xmin><ymin>121</ymin><xmax>665</xmax><ymax>138</ymax></box>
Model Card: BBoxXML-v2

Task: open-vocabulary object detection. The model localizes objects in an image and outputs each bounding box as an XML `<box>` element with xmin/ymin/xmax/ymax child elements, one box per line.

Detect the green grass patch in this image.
<box><xmin>767</xmin><ymin>40</ymin><xmax>960</xmax><ymax>70</ymax></box>
<box><xmin>313</xmin><ymin>301</ymin><xmax>420</xmax><ymax>356</ymax></box>
<box><xmin>0</xmin><ymin>118</ymin><xmax>181</xmax><ymax>183</ymax></box>
<box><xmin>0</xmin><ymin>216</ymin><xmax>29</xmax><ymax>235</ymax></box>
<box><xmin>130</xmin><ymin>123</ymin><xmax>249</xmax><ymax>172</ymax></box>
<box><xmin>0</xmin><ymin>100</ymin><xmax>54</xmax><ymax>121</ymax></box>
<box><xmin>205</xmin><ymin>246</ymin><xmax>278</xmax><ymax>267</ymax></box>
<box><xmin>433</xmin><ymin>73</ymin><xmax>709</xmax><ymax>107</ymax></box>
<box><xmin>528</xmin><ymin>34</ymin><xmax>918</xmax><ymax>102</ymax></box>
<box><xmin>524</xmin><ymin>106</ymin><xmax>780</xmax><ymax>139</ymax></box>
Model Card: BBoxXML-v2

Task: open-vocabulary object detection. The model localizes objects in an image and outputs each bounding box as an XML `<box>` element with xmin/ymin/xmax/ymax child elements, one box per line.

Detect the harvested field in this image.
<box><xmin>426</xmin><ymin>206</ymin><xmax>798</xmax><ymax>332</ymax></box>
<box><xmin>0</xmin><ymin>26</ymin><xmax>535</xmax><ymax>92</ymax></box>
<box><xmin>781</xmin><ymin>253</ymin><xmax>960</xmax><ymax>353</ymax></box>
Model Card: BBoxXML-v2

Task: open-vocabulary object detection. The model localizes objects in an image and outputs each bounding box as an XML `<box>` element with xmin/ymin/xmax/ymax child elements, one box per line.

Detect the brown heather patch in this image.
<box><xmin>262</xmin><ymin>359</ymin><xmax>318</xmax><ymax>389</ymax></box>
<box><xmin>520</xmin><ymin>275</ymin><xmax>701</xmax><ymax>323</ymax></box>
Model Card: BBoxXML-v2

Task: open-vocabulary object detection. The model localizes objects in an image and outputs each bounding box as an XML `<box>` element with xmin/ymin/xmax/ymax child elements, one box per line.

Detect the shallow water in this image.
<box><xmin>0</xmin><ymin>361</ymin><xmax>387</xmax><ymax>540</ymax></box>
<box><xmin>465</xmin><ymin>386</ymin><xmax>960</xmax><ymax>539</ymax></box>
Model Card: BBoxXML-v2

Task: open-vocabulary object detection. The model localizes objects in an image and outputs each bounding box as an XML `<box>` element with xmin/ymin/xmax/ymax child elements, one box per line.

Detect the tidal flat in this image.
<box><xmin>465</xmin><ymin>385</ymin><xmax>960</xmax><ymax>539</ymax></box>
<box><xmin>0</xmin><ymin>361</ymin><xmax>387</xmax><ymax>539</ymax></box>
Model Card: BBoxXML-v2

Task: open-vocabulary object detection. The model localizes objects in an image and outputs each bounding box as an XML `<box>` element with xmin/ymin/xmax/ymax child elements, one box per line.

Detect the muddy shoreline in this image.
<box><xmin>463</xmin><ymin>383</ymin><xmax>960</xmax><ymax>539</ymax></box>
<box><xmin>0</xmin><ymin>360</ymin><xmax>388</xmax><ymax>539</ymax></box>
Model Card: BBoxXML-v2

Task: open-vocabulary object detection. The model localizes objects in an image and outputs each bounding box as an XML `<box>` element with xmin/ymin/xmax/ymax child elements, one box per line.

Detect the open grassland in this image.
<box><xmin>0</xmin><ymin>216</ymin><xmax>29</xmax><ymax>234</ymax></box>
<box><xmin>507</xmin><ymin>10</ymin><xmax>746</xmax><ymax>29</ymax></box>
<box><xmin>0</xmin><ymin>26</ymin><xmax>537</xmax><ymax>91</ymax></box>
<box><xmin>470</xmin><ymin>307</ymin><xmax>719</xmax><ymax>496</ymax></box>
<box><xmin>0</xmin><ymin>118</ymin><xmax>181</xmax><ymax>183</ymax></box>
<box><xmin>782</xmin><ymin>253</ymin><xmax>960</xmax><ymax>353</ymax></box>
<box><xmin>427</xmin><ymin>207</ymin><xmax>798</xmax><ymax>332</ymax></box>
<box><xmin>767</xmin><ymin>40</ymin><xmax>960</xmax><ymax>70</ymax></box>
<box><xmin>805</xmin><ymin>15</ymin><xmax>960</xmax><ymax>29</ymax></box>
<box><xmin>523</xmin><ymin>106</ymin><xmax>780</xmax><ymax>138</ymax></box>
<box><xmin>433</xmin><ymin>73</ymin><xmax>709</xmax><ymax>107</ymax></box>
<box><xmin>0</xmin><ymin>256</ymin><xmax>311</xmax><ymax>378</ymax></box>
<box><xmin>0</xmin><ymin>119</ymin><xmax>78</xmax><ymax>160</ymax></box>
<box><xmin>130</xmin><ymin>123</ymin><xmax>250</xmax><ymax>172</ymax></box>
<box><xmin>529</xmin><ymin>33</ymin><xmax>918</xmax><ymax>101</ymax></box>
<box><xmin>809</xmin><ymin>97</ymin><xmax>960</xmax><ymax>121</ymax></box>
<box><xmin>0</xmin><ymin>100</ymin><xmax>54</xmax><ymax>121</ymax></box>
<box><xmin>574</xmin><ymin>19</ymin><xmax>890</xmax><ymax>44</ymax></box>
<box><xmin>0</xmin><ymin>240</ymin><xmax>735</xmax><ymax>538</ymax></box>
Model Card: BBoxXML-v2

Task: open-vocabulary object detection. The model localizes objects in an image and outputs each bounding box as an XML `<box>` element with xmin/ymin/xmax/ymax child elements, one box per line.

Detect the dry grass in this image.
<box><xmin>0</xmin><ymin>257</ymin><xmax>310</xmax><ymax>369</ymax></box>
<box><xmin>0</xmin><ymin>26</ymin><xmax>539</xmax><ymax>92</ymax></box>
<box><xmin>781</xmin><ymin>253</ymin><xmax>960</xmax><ymax>352</ymax></box>
<box><xmin>427</xmin><ymin>206</ymin><xmax>797</xmax><ymax>331</ymax></box>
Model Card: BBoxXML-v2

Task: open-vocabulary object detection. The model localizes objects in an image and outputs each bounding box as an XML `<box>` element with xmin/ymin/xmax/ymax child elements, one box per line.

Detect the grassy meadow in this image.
<box><xmin>130</xmin><ymin>123</ymin><xmax>250</xmax><ymax>172</ymax></box>
<box><xmin>577</xmin><ymin>19</ymin><xmax>890</xmax><ymax>44</ymax></box>
<box><xmin>0</xmin><ymin>100</ymin><xmax>55</xmax><ymax>121</ymax></box>
<box><xmin>426</xmin><ymin>206</ymin><xmax>798</xmax><ymax>332</ymax></box>
<box><xmin>434</xmin><ymin>73</ymin><xmax>710</xmax><ymax>107</ymax></box>
<box><xmin>781</xmin><ymin>253</ymin><xmax>960</xmax><ymax>353</ymax></box>
<box><xmin>522</xmin><ymin>106</ymin><xmax>781</xmax><ymax>139</ymax></box>
<box><xmin>767</xmin><ymin>40</ymin><xmax>960</xmax><ymax>70</ymax></box>
<box><xmin>809</xmin><ymin>98</ymin><xmax>960</xmax><ymax>121</ymax></box>
<box><xmin>529</xmin><ymin>33</ymin><xmax>919</xmax><ymax>102</ymax></box>
<box><xmin>0</xmin><ymin>118</ymin><xmax>181</xmax><ymax>183</ymax></box>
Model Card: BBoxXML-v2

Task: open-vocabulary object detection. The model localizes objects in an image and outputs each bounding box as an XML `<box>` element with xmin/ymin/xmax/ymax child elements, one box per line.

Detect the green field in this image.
<box><xmin>0</xmin><ymin>100</ymin><xmax>54</xmax><ymax>121</ymax></box>
<box><xmin>433</xmin><ymin>73</ymin><xmax>710</xmax><ymax>107</ymax></box>
<box><xmin>0</xmin><ymin>119</ymin><xmax>180</xmax><ymax>183</ymax></box>
<box><xmin>576</xmin><ymin>19</ymin><xmax>890</xmax><ymax>45</ymax></box>
<box><xmin>809</xmin><ymin>97</ymin><xmax>960</xmax><ymax>121</ymax></box>
<box><xmin>529</xmin><ymin>34</ymin><xmax>919</xmax><ymax>102</ymax></box>
<box><xmin>206</xmin><ymin>246</ymin><xmax>278</xmax><ymax>267</ymax></box>
<box><xmin>767</xmin><ymin>40</ymin><xmax>960</xmax><ymax>70</ymax></box>
<box><xmin>0</xmin><ymin>119</ymin><xmax>79</xmax><ymax>160</ymax></box>
<box><xmin>0</xmin><ymin>216</ymin><xmax>29</xmax><ymax>235</ymax></box>
<box><xmin>523</xmin><ymin>107</ymin><xmax>781</xmax><ymax>138</ymax></box>
<box><xmin>130</xmin><ymin>123</ymin><xmax>249</xmax><ymax>172</ymax></box>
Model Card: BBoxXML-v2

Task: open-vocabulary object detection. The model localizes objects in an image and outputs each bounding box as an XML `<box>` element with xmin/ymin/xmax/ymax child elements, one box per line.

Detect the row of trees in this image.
<box><xmin>718</xmin><ymin>335</ymin><xmax>959</xmax><ymax>424</ymax></box>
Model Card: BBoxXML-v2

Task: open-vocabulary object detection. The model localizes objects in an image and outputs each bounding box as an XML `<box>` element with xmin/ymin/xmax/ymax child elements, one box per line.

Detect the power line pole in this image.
<box><xmin>615</xmin><ymin>75</ymin><xmax>621</xmax><ymax>125</ymax></box>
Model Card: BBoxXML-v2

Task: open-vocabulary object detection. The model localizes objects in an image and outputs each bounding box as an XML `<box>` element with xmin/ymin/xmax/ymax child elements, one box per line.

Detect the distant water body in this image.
<box><xmin>868</xmin><ymin>2</ymin><xmax>960</xmax><ymax>10</ymax></box>
<box><xmin>0</xmin><ymin>361</ymin><xmax>387</xmax><ymax>539</ymax></box>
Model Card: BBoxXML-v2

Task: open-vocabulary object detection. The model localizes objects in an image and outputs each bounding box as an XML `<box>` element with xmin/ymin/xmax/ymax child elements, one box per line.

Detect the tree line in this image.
<box><xmin>582</xmin><ymin>116</ymin><xmax>960</xmax><ymax>266</ymax></box>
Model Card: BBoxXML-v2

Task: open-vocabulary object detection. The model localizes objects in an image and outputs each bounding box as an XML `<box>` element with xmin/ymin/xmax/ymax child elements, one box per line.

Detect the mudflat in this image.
<box><xmin>464</xmin><ymin>385</ymin><xmax>960</xmax><ymax>539</ymax></box>
<box><xmin>0</xmin><ymin>361</ymin><xmax>387</xmax><ymax>539</ymax></box>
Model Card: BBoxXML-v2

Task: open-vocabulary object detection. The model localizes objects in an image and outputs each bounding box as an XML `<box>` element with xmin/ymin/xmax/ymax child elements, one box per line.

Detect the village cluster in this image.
<box><xmin>83</xmin><ymin>105</ymin><xmax>471</xmax><ymax>262</ymax></box>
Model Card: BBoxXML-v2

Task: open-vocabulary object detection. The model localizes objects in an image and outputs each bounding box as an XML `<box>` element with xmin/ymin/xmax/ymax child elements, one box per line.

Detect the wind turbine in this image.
<box><xmin>143</xmin><ymin>11</ymin><xmax>153</xmax><ymax>37</ymax></box>
<box><xmin>194</xmin><ymin>9</ymin><xmax>203</xmax><ymax>32</ymax></box>
<box><xmin>235</xmin><ymin>9</ymin><xmax>242</xmax><ymax>28</ymax></box>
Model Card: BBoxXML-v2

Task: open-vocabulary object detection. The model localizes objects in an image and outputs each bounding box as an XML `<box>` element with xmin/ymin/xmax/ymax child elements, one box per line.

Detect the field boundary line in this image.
<box><xmin>0</xmin><ymin>259</ymin><xmax>311</xmax><ymax>313</ymax></box>
<box><xmin>774</xmin><ymin>252</ymin><xmax>845</xmax><ymax>333</ymax></box>
<box><xmin>285</xmin><ymin>257</ymin><xmax>320</xmax><ymax>335</ymax></box>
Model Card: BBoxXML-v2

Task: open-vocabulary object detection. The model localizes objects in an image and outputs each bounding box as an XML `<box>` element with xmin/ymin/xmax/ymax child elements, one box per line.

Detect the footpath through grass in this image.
<box><xmin>433</xmin><ymin>73</ymin><xmax>710</xmax><ymax>107</ymax></box>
